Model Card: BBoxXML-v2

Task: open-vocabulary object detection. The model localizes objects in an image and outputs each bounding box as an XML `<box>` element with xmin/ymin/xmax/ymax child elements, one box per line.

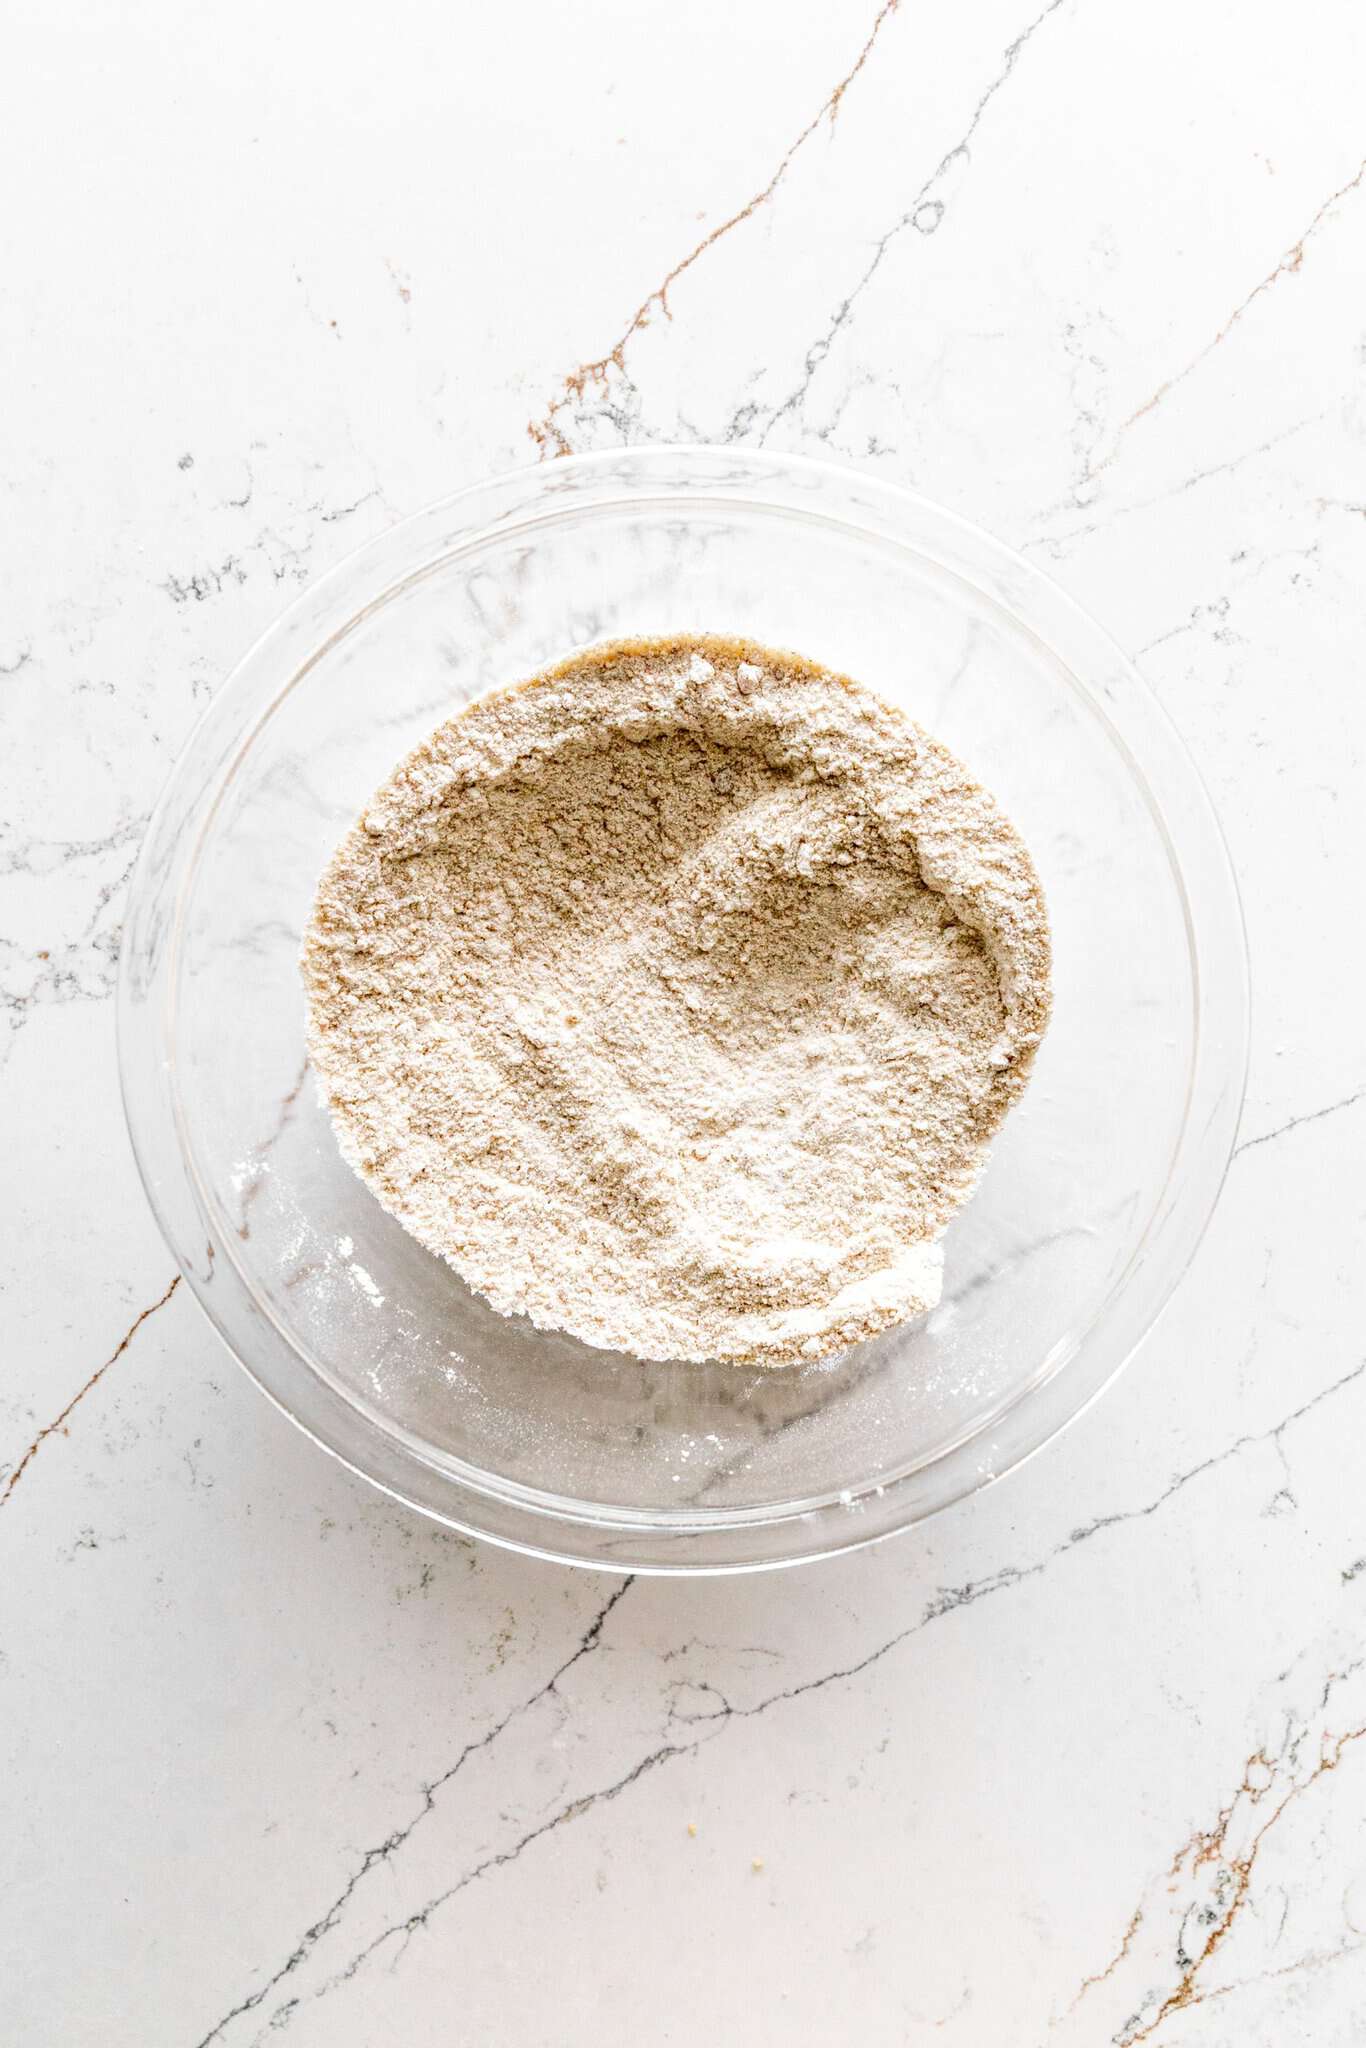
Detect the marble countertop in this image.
<box><xmin>5</xmin><ymin>1</ymin><xmax>1366</xmax><ymax>2040</ymax></box>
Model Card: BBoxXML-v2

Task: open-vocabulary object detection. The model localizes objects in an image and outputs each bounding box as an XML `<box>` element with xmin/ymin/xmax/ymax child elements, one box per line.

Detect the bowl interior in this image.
<box><xmin>168</xmin><ymin>477</ymin><xmax>1195</xmax><ymax>1546</ymax></box>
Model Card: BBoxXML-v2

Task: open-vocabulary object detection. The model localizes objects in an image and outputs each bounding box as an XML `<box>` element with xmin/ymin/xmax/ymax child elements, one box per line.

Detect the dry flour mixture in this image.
<box><xmin>303</xmin><ymin>635</ymin><xmax>1051</xmax><ymax>1366</ymax></box>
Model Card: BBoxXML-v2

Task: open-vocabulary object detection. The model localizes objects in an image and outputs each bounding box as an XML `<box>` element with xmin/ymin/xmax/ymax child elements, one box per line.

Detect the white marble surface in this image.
<box><xmin>4</xmin><ymin>1</ymin><xmax>1366</xmax><ymax>2039</ymax></box>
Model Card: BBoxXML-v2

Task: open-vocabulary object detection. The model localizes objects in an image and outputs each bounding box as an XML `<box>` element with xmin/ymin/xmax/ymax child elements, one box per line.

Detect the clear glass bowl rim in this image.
<box><xmin>117</xmin><ymin>445</ymin><xmax>1250</xmax><ymax>1574</ymax></box>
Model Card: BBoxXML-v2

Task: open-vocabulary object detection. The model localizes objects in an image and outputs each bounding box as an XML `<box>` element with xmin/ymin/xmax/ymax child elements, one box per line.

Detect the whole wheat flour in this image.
<box><xmin>303</xmin><ymin>635</ymin><xmax>1051</xmax><ymax>1367</ymax></box>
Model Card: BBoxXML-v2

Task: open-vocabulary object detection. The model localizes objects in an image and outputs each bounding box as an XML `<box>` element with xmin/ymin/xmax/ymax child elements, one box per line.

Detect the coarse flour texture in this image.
<box><xmin>304</xmin><ymin>636</ymin><xmax>1051</xmax><ymax>1366</ymax></box>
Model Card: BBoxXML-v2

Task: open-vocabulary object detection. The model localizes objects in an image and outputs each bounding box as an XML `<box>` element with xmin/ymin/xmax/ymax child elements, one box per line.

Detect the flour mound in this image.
<box><xmin>303</xmin><ymin>635</ymin><xmax>1051</xmax><ymax>1366</ymax></box>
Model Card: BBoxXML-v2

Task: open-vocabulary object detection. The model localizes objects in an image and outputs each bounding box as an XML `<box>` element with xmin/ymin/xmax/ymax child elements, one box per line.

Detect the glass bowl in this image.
<box><xmin>117</xmin><ymin>447</ymin><xmax>1248</xmax><ymax>1573</ymax></box>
